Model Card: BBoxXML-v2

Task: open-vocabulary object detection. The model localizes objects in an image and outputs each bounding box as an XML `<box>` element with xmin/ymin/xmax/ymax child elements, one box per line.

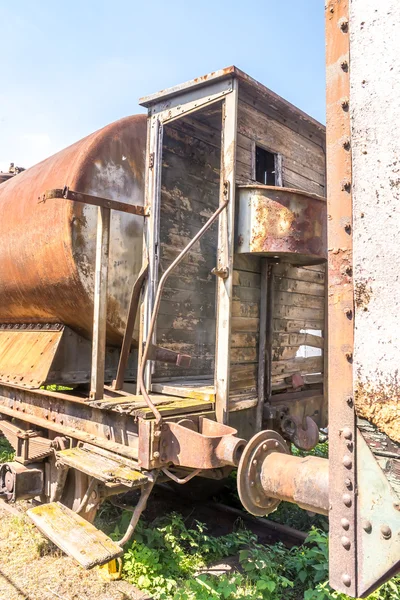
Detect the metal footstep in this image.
<box><xmin>27</xmin><ymin>501</ymin><xmax>123</xmax><ymax>568</ymax></box>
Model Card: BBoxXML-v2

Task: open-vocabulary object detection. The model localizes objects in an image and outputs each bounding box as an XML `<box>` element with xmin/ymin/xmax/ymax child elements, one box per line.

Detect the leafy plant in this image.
<box><xmin>119</xmin><ymin>513</ymin><xmax>399</xmax><ymax>600</ymax></box>
<box><xmin>0</xmin><ymin>435</ymin><xmax>14</xmax><ymax>463</ymax></box>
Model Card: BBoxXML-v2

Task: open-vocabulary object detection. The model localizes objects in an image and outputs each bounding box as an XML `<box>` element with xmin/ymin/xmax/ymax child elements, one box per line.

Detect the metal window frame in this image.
<box><xmin>140</xmin><ymin>77</ymin><xmax>238</xmax><ymax>424</ymax></box>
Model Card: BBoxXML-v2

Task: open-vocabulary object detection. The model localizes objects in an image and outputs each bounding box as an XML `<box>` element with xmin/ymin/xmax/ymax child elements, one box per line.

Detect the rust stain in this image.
<box><xmin>355</xmin><ymin>373</ymin><xmax>400</xmax><ymax>443</ymax></box>
<box><xmin>354</xmin><ymin>279</ymin><xmax>372</xmax><ymax>310</ymax></box>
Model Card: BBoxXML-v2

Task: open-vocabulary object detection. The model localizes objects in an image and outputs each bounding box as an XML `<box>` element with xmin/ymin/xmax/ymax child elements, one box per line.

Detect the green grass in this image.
<box><xmin>116</xmin><ymin>512</ymin><xmax>399</xmax><ymax>600</ymax></box>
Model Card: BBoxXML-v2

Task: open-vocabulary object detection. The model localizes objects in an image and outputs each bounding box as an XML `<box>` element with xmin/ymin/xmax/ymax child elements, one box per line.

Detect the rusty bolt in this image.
<box><xmin>344</xmin><ymin>308</ymin><xmax>353</xmax><ymax>318</ymax></box>
<box><xmin>343</xmin><ymin>455</ymin><xmax>352</xmax><ymax>469</ymax></box>
<box><xmin>342</xmin><ymin>574</ymin><xmax>352</xmax><ymax>587</ymax></box>
<box><xmin>339</xmin><ymin>19</ymin><xmax>349</xmax><ymax>32</ymax></box>
<box><xmin>341</xmin><ymin>98</ymin><xmax>349</xmax><ymax>111</ymax></box>
<box><xmin>363</xmin><ymin>520</ymin><xmax>372</xmax><ymax>533</ymax></box>
<box><xmin>343</xmin><ymin>427</ymin><xmax>352</xmax><ymax>440</ymax></box>
<box><xmin>342</xmin><ymin>180</ymin><xmax>351</xmax><ymax>192</ymax></box>
<box><xmin>153</xmin><ymin>451</ymin><xmax>160</xmax><ymax>459</ymax></box>
<box><xmin>344</xmin><ymin>223</ymin><xmax>351</xmax><ymax>233</ymax></box>
<box><xmin>343</xmin><ymin>137</ymin><xmax>351</xmax><ymax>150</ymax></box>
<box><xmin>345</xmin><ymin>351</ymin><xmax>353</xmax><ymax>362</ymax></box>
<box><xmin>345</xmin><ymin>478</ymin><xmax>352</xmax><ymax>489</ymax></box>
<box><xmin>341</xmin><ymin>536</ymin><xmax>351</xmax><ymax>550</ymax></box>
<box><xmin>343</xmin><ymin>494</ymin><xmax>352</xmax><ymax>507</ymax></box>
<box><xmin>341</xmin><ymin>518</ymin><xmax>350</xmax><ymax>530</ymax></box>
<box><xmin>341</xmin><ymin>60</ymin><xmax>349</xmax><ymax>72</ymax></box>
<box><xmin>262</xmin><ymin>444</ymin><xmax>267</xmax><ymax>451</ymax></box>
<box><xmin>381</xmin><ymin>525</ymin><xmax>392</xmax><ymax>539</ymax></box>
<box><xmin>250</xmin><ymin>481</ymin><xmax>255</xmax><ymax>487</ymax></box>
<box><xmin>252</xmin><ymin>459</ymin><xmax>258</xmax><ymax>466</ymax></box>
<box><xmin>346</xmin><ymin>396</ymin><xmax>354</xmax><ymax>407</ymax></box>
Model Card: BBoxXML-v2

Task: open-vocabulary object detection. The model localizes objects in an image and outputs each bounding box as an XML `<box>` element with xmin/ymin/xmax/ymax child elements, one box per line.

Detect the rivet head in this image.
<box><xmin>262</xmin><ymin>444</ymin><xmax>267</xmax><ymax>451</ymax></box>
<box><xmin>381</xmin><ymin>525</ymin><xmax>392</xmax><ymax>539</ymax></box>
<box><xmin>274</xmin><ymin>441</ymin><xmax>279</xmax><ymax>447</ymax></box>
<box><xmin>343</xmin><ymin>493</ymin><xmax>352</xmax><ymax>507</ymax></box>
<box><xmin>252</xmin><ymin>459</ymin><xmax>258</xmax><ymax>466</ymax></box>
<box><xmin>341</xmin><ymin>518</ymin><xmax>350</xmax><ymax>530</ymax></box>
<box><xmin>363</xmin><ymin>520</ymin><xmax>372</xmax><ymax>533</ymax></box>
<box><xmin>339</xmin><ymin>19</ymin><xmax>349</xmax><ymax>32</ymax></box>
<box><xmin>343</xmin><ymin>455</ymin><xmax>352</xmax><ymax>469</ymax></box>
<box><xmin>345</xmin><ymin>478</ymin><xmax>352</xmax><ymax>489</ymax></box>
<box><xmin>341</xmin><ymin>536</ymin><xmax>351</xmax><ymax>550</ymax></box>
<box><xmin>250</xmin><ymin>481</ymin><xmax>255</xmax><ymax>487</ymax></box>
<box><xmin>341</xmin><ymin>98</ymin><xmax>349</xmax><ymax>111</ymax></box>
<box><xmin>346</xmin><ymin>396</ymin><xmax>354</xmax><ymax>408</ymax></box>
<box><xmin>342</xmin><ymin>574</ymin><xmax>352</xmax><ymax>587</ymax></box>
<box><xmin>343</xmin><ymin>427</ymin><xmax>352</xmax><ymax>440</ymax></box>
<box><xmin>341</xmin><ymin>60</ymin><xmax>349</xmax><ymax>72</ymax></box>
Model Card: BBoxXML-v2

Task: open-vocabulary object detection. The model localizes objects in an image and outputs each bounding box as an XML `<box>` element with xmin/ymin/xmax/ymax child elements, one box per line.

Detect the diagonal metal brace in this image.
<box><xmin>112</xmin><ymin>261</ymin><xmax>149</xmax><ymax>390</ymax></box>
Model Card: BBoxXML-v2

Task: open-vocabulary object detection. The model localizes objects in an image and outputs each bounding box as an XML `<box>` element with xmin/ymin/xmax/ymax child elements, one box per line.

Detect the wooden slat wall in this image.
<box><xmin>230</xmin><ymin>85</ymin><xmax>326</xmax><ymax>401</ymax></box>
<box><xmin>155</xmin><ymin>115</ymin><xmax>221</xmax><ymax>379</ymax></box>
<box><xmin>230</xmin><ymin>255</ymin><xmax>261</xmax><ymax>399</ymax></box>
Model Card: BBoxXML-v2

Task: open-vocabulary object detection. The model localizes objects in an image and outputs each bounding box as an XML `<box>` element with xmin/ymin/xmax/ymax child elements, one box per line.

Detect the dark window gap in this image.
<box><xmin>255</xmin><ymin>146</ymin><xmax>277</xmax><ymax>185</ymax></box>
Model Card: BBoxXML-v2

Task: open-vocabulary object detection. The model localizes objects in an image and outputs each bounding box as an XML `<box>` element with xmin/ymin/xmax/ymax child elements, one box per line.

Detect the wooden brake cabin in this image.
<box><xmin>140</xmin><ymin>66</ymin><xmax>327</xmax><ymax>441</ymax></box>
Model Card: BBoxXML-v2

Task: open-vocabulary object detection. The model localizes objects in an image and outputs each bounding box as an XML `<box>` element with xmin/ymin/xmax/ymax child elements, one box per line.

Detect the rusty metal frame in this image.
<box><xmin>44</xmin><ymin>186</ymin><xmax>149</xmax><ymax>401</ymax></box>
<box><xmin>44</xmin><ymin>187</ymin><xmax>146</xmax><ymax>216</ymax></box>
<box><xmin>326</xmin><ymin>1</ymin><xmax>357</xmax><ymax>595</ymax></box>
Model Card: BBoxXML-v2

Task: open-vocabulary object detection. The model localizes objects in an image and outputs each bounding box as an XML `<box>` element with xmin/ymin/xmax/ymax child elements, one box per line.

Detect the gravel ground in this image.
<box><xmin>0</xmin><ymin>502</ymin><xmax>149</xmax><ymax>600</ymax></box>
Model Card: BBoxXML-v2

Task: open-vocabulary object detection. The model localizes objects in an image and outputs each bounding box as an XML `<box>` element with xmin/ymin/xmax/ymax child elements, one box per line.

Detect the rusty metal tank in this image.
<box><xmin>0</xmin><ymin>115</ymin><xmax>147</xmax><ymax>345</ymax></box>
<box><xmin>236</xmin><ymin>185</ymin><xmax>327</xmax><ymax>265</ymax></box>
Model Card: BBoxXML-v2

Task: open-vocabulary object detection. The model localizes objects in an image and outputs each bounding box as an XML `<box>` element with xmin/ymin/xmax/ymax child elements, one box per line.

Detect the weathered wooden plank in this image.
<box><xmin>273</xmin><ymin>318</ymin><xmax>324</xmax><ymax>333</ymax></box>
<box><xmin>232</xmin><ymin>317</ymin><xmax>260</xmax><ymax>332</ymax></box>
<box><xmin>272</xmin><ymin>332</ymin><xmax>324</xmax><ymax>349</ymax></box>
<box><xmin>275</xmin><ymin>276</ymin><xmax>324</xmax><ymax>297</ymax></box>
<box><xmin>232</xmin><ymin>300</ymin><xmax>259</xmax><ymax>318</ymax></box>
<box><xmin>273</xmin><ymin>263</ymin><xmax>325</xmax><ymax>284</ymax></box>
<box><xmin>271</xmin><ymin>355</ymin><xmax>323</xmax><ymax>376</ymax></box>
<box><xmin>27</xmin><ymin>502</ymin><xmax>123</xmax><ymax>569</ymax></box>
<box><xmin>231</xmin><ymin>332</ymin><xmax>259</xmax><ymax>348</ymax></box>
<box><xmin>232</xmin><ymin>269</ymin><xmax>261</xmax><ymax>288</ymax></box>
<box><xmin>230</xmin><ymin>347</ymin><xmax>258</xmax><ymax>363</ymax></box>
<box><xmin>233</xmin><ymin>255</ymin><xmax>261</xmax><ymax>273</ymax></box>
<box><xmin>238</xmin><ymin>86</ymin><xmax>325</xmax><ymax>149</ymax></box>
<box><xmin>274</xmin><ymin>304</ymin><xmax>324</xmax><ymax>321</ymax></box>
<box><xmin>237</xmin><ymin>102</ymin><xmax>326</xmax><ymax>176</ymax></box>
<box><xmin>283</xmin><ymin>167</ymin><xmax>325</xmax><ymax>196</ymax></box>
<box><xmin>273</xmin><ymin>291</ymin><xmax>324</xmax><ymax>310</ymax></box>
<box><xmin>233</xmin><ymin>285</ymin><xmax>261</xmax><ymax>302</ymax></box>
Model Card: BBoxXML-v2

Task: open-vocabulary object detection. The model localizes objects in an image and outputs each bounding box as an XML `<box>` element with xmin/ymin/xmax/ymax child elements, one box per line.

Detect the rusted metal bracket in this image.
<box><xmin>112</xmin><ymin>261</ymin><xmax>149</xmax><ymax>390</ymax></box>
<box><xmin>147</xmin><ymin>344</ymin><xmax>191</xmax><ymax>368</ymax></box>
<box><xmin>43</xmin><ymin>187</ymin><xmax>148</xmax><ymax>217</ymax></box>
<box><xmin>138</xmin><ymin>416</ymin><xmax>245</xmax><ymax>471</ymax></box>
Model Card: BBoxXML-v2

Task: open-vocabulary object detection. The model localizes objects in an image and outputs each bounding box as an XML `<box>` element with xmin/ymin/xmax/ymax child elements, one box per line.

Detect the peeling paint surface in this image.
<box><xmin>350</xmin><ymin>0</ymin><xmax>400</xmax><ymax>444</ymax></box>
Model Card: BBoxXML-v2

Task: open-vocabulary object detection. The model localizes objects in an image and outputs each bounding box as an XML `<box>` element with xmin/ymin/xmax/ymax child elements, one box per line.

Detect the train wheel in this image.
<box><xmin>61</xmin><ymin>469</ymin><xmax>100</xmax><ymax>523</ymax></box>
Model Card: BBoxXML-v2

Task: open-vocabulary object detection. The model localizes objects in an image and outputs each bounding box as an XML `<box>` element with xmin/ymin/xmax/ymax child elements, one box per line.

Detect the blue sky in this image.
<box><xmin>0</xmin><ymin>0</ymin><xmax>325</xmax><ymax>171</ymax></box>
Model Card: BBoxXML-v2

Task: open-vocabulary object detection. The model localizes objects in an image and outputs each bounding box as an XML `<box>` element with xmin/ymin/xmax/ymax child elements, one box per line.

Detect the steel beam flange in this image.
<box><xmin>237</xmin><ymin>430</ymin><xmax>289</xmax><ymax>516</ymax></box>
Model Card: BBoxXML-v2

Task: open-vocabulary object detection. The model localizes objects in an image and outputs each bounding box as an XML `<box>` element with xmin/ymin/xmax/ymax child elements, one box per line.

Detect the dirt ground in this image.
<box><xmin>0</xmin><ymin>502</ymin><xmax>149</xmax><ymax>600</ymax></box>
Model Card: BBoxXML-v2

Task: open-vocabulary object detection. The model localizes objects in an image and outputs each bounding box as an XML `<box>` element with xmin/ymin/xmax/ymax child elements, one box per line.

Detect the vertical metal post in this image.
<box><xmin>326</xmin><ymin>1</ymin><xmax>357</xmax><ymax>596</ymax></box>
<box><xmin>215</xmin><ymin>81</ymin><xmax>238</xmax><ymax>424</ymax></box>
<box><xmin>90</xmin><ymin>206</ymin><xmax>111</xmax><ymax>400</ymax></box>
<box><xmin>141</xmin><ymin>116</ymin><xmax>163</xmax><ymax>393</ymax></box>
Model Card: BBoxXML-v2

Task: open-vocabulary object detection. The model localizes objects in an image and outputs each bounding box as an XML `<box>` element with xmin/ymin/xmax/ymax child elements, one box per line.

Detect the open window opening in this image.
<box><xmin>255</xmin><ymin>146</ymin><xmax>278</xmax><ymax>185</ymax></box>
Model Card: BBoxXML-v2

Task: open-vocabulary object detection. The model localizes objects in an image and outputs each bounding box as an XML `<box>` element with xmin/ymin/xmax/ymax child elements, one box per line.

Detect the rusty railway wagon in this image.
<box><xmin>0</xmin><ymin>34</ymin><xmax>398</xmax><ymax>599</ymax></box>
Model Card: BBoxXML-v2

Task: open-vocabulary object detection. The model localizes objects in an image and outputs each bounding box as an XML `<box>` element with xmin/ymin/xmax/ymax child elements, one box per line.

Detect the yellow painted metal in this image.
<box><xmin>97</xmin><ymin>558</ymin><xmax>123</xmax><ymax>581</ymax></box>
<box><xmin>0</xmin><ymin>328</ymin><xmax>64</xmax><ymax>388</ymax></box>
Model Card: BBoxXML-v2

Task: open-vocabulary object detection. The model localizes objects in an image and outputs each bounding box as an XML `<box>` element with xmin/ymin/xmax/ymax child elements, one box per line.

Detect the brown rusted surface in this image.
<box><xmin>0</xmin><ymin>325</ymin><xmax>64</xmax><ymax>388</ymax></box>
<box><xmin>236</xmin><ymin>185</ymin><xmax>327</xmax><ymax>265</ymax></box>
<box><xmin>355</xmin><ymin>378</ymin><xmax>400</xmax><ymax>444</ymax></box>
<box><xmin>261</xmin><ymin>452</ymin><xmax>329</xmax><ymax>515</ymax></box>
<box><xmin>158</xmin><ymin>417</ymin><xmax>246</xmax><ymax>470</ymax></box>
<box><xmin>0</xmin><ymin>115</ymin><xmax>147</xmax><ymax>345</ymax></box>
<box><xmin>326</xmin><ymin>0</ymin><xmax>357</xmax><ymax>595</ymax></box>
